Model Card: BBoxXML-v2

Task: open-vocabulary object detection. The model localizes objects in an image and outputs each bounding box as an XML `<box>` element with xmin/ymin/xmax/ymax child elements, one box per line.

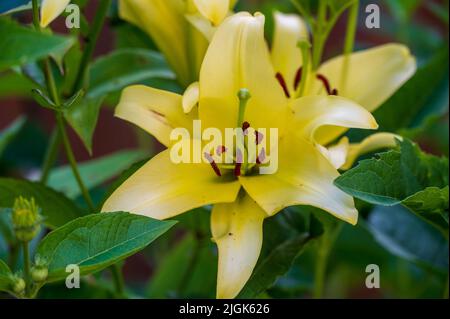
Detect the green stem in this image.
<box><xmin>56</xmin><ymin>112</ymin><xmax>95</xmax><ymax>211</ymax></box>
<box><xmin>313</xmin><ymin>240</ymin><xmax>328</xmax><ymax>299</ymax></box>
<box><xmin>40</xmin><ymin>128</ymin><xmax>61</xmax><ymax>184</ymax></box>
<box><xmin>31</xmin><ymin>0</ymin><xmax>64</xmax><ymax>185</ymax></box>
<box><xmin>313</xmin><ymin>223</ymin><xmax>343</xmax><ymax>298</ymax></box>
<box><xmin>296</xmin><ymin>40</ymin><xmax>311</xmax><ymax>97</ymax></box>
<box><xmin>31</xmin><ymin>0</ymin><xmax>40</xmax><ymax>30</ymax></box>
<box><xmin>340</xmin><ymin>0</ymin><xmax>360</xmax><ymax>93</ymax></box>
<box><xmin>72</xmin><ymin>0</ymin><xmax>111</xmax><ymax>93</ymax></box>
<box><xmin>110</xmin><ymin>264</ymin><xmax>126</xmax><ymax>298</ymax></box>
<box><xmin>22</xmin><ymin>242</ymin><xmax>31</xmax><ymax>297</ymax></box>
<box><xmin>312</xmin><ymin>1</ymin><xmax>327</xmax><ymax>70</ymax></box>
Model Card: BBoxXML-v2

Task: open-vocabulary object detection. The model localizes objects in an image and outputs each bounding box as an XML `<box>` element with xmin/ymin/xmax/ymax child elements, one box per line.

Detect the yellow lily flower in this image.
<box><xmin>40</xmin><ymin>0</ymin><xmax>71</xmax><ymax>28</ymax></box>
<box><xmin>103</xmin><ymin>12</ymin><xmax>378</xmax><ymax>298</ymax></box>
<box><xmin>271</xmin><ymin>12</ymin><xmax>416</xmax><ymax>169</ymax></box>
<box><xmin>119</xmin><ymin>0</ymin><xmax>237</xmax><ymax>87</ymax></box>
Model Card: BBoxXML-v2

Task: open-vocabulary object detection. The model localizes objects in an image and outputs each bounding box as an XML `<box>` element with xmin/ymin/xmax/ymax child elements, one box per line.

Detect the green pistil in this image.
<box><xmin>237</xmin><ymin>88</ymin><xmax>251</xmax><ymax>128</ymax></box>
<box><xmin>296</xmin><ymin>39</ymin><xmax>312</xmax><ymax>97</ymax></box>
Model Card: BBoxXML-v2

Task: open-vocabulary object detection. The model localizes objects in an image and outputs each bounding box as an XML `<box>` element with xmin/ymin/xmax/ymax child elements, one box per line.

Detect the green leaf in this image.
<box><xmin>0</xmin><ymin>116</ymin><xmax>26</xmax><ymax>157</ymax></box>
<box><xmin>403</xmin><ymin>186</ymin><xmax>449</xmax><ymax>224</ymax></box>
<box><xmin>31</xmin><ymin>88</ymin><xmax>57</xmax><ymax>110</ymax></box>
<box><xmin>0</xmin><ymin>178</ymin><xmax>84</xmax><ymax>228</ymax></box>
<box><xmin>47</xmin><ymin>150</ymin><xmax>147</xmax><ymax>199</ymax></box>
<box><xmin>365</xmin><ymin>205</ymin><xmax>448</xmax><ymax>273</ymax></box>
<box><xmin>0</xmin><ymin>18</ymin><xmax>75</xmax><ymax>71</ymax></box>
<box><xmin>36</xmin><ymin>212</ymin><xmax>176</xmax><ymax>282</ymax></box>
<box><xmin>63</xmin><ymin>96</ymin><xmax>104</xmax><ymax>154</ymax></box>
<box><xmin>0</xmin><ymin>259</ymin><xmax>15</xmax><ymax>294</ymax></box>
<box><xmin>335</xmin><ymin>139</ymin><xmax>449</xmax><ymax>231</ymax></box>
<box><xmin>88</xmin><ymin>48</ymin><xmax>175</xmax><ymax>98</ymax></box>
<box><xmin>238</xmin><ymin>209</ymin><xmax>321</xmax><ymax>298</ymax></box>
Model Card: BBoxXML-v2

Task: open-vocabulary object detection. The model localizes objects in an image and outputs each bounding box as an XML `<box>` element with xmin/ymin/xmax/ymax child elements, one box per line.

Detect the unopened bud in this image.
<box><xmin>10</xmin><ymin>276</ymin><xmax>26</xmax><ymax>295</ymax></box>
<box><xmin>31</xmin><ymin>255</ymin><xmax>49</xmax><ymax>282</ymax></box>
<box><xmin>12</xmin><ymin>197</ymin><xmax>42</xmax><ymax>242</ymax></box>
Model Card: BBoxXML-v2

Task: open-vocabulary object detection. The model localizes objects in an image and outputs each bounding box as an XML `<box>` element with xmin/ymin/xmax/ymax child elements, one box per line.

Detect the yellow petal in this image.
<box><xmin>211</xmin><ymin>194</ymin><xmax>266</xmax><ymax>299</ymax></box>
<box><xmin>319</xmin><ymin>137</ymin><xmax>350</xmax><ymax>169</ymax></box>
<box><xmin>240</xmin><ymin>136</ymin><xmax>358</xmax><ymax>225</ymax></box>
<box><xmin>185</xmin><ymin>13</ymin><xmax>217</xmax><ymax>41</ymax></box>
<box><xmin>289</xmin><ymin>95</ymin><xmax>378</xmax><ymax>145</ymax></box>
<box><xmin>315</xmin><ymin>44</ymin><xmax>416</xmax><ymax>112</ymax></box>
<box><xmin>115</xmin><ymin>85</ymin><xmax>197</xmax><ymax>147</ymax></box>
<box><xmin>271</xmin><ymin>12</ymin><xmax>308</xmax><ymax>96</ymax></box>
<box><xmin>341</xmin><ymin>133</ymin><xmax>401</xmax><ymax>170</ymax></box>
<box><xmin>40</xmin><ymin>0</ymin><xmax>71</xmax><ymax>28</ymax></box>
<box><xmin>182</xmin><ymin>82</ymin><xmax>200</xmax><ymax>113</ymax></box>
<box><xmin>194</xmin><ymin>0</ymin><xmax>229</xmax><ymax>26</ymax></box>
<box><xmin>102</xmin><ymin>150</ymin><xmax>241</xmax><ymax>219</ymax></box>
<box><xmin>199</xmin><ymin>12</ymin><xmax>287</xmax><ymax>132</ymax></box>
<box><xmin>119</xmin><ymin>0</ymin><xmax>197</xmax><ymax>86</ymax></box>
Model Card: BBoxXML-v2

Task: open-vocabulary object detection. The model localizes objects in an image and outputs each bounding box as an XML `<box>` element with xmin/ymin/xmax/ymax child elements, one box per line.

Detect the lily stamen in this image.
<box><xmin>275</xmin><ymin>72</ymin><xmax>291</xmax><ymax>98</ymax></box>
<box><xmin>255</xmin><ymin>131</ymin><xmax>264</xmax><ymax>145</ymax></box>
<box><xmin>294</xmin><ymin>67</ymin><xmax>303</xmax><ymax>91</ymax></box>
<box><xmin>256</xmin><ymin>148</ymin><xmax>266</xmax><ymax>164</ymax></box>
<box><xmin>204</xmin><ymin>152</ymin><xmax>222</xmax><ymax>177</ymax></box>
<box><xmin>317</xmin><ymin>74</ymin><xmax>338</xmax><ymax>96</ymax></box>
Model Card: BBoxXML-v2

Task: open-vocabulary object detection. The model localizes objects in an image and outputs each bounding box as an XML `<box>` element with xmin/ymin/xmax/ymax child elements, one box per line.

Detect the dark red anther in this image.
<box><xmin>294</xmin><ymin>67</ymin><xmax>303</xmax><ymax>90</ymax></box>
<box><xmin>316</xmin><ymin>74</ymin><xmax>332</xmax><ymax>95</ymax></box>
<box><xmin>242</xmin><ymin>121</ymin><xmax>250</xmax><ymax>134</ymax></box>
<box><xmin>275</xmin><ymin>72</ymin><xmax>291</xmax><ymax>98</ymax></box>
<box><xmin>256</xmin><ymin>148</ymin><xmax>266</xmax><ymax>164</ymax></box>
<box><xmin>204</xmin><ymin>152</ymin><xmax>222</xmax><ymax>177</ymax></box>
<box><xmin>255</xmin><ymin>131</ymin><xmax>264</xmax><ymax>145</ymax></box>
<box><xmin>216</xmin><ymin>145</ymin><xmax>227</xmax><ymax>156</ymax></box>
<box><xmin>331</xmin><ymin>88</ymin><xmax>338</xmax><ymax>96</ymax></box>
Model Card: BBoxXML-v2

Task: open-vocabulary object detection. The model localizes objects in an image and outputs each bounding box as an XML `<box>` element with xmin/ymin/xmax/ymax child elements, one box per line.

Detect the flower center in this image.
<box><xmin>204</xmin><ymin>89</ymin><xmax>267</xmax><ymax>178</ymax></box>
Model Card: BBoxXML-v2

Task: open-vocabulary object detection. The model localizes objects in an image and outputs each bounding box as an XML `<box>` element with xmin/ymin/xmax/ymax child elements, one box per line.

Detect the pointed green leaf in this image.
<box><xmin>335</xmin><ymin>139</ymin><xmax>449</xmax><ymax>232</ymax></box>
<box><xmin>87</xmin><ymin>49</ymin><xmax>175</xmax><ymax>98</ymax></box>
<box><xmin>0</xmin><ymin>18</ymin><xmax>75</xmax><ymax>71</ymax></box>
<box><xmin>37</xmin><ymin>212</ymin><xmax>177</xmax><ymax>282</ymax></box>
<box><xmin>63</xmin><ymin>96</ymin><xmax>104</xmax><ymax>154</ymax></box>
<box><xmin>365</xmin><ymin>205</ymin><xmax>448</xmax><ymax>273</ymax></box>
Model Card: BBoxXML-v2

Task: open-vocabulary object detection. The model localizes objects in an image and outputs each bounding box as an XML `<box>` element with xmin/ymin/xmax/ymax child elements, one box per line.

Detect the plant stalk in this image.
<box><xmin>22</xmin><ymin>242</ymin><xmax>31</xmax><ymax>297</ymax></box>
<box><xmin>56</xmin><ymin>112</ymin><xmax>95</xmax><ymax>211</ymax></box>
<box><xmin>111</xmin><ymin>264</ymin><xmax>126</xmax><ymax>298</ymax></box>
<box><xmin>72</xmin><ymin>0</ymin><xmax>111</xmax><ymax>93</ymax></box>
<box><xmin>341</xmin><ymin>0</ymin><xmax>360</xmax><ymax>94</ymax></box>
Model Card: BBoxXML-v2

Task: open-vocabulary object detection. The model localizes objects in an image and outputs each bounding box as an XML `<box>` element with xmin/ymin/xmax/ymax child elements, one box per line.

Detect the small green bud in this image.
<box><xmin>31</xmin><ymin>254</ymin><xmax>49</xmax><ymax>282</ymax></box>
<box><xmin>10</xmin><ymin>276</ymin><xmax>26</xmax><ymax>295</ymax></box>
<box><xmin>31</xmin><ymin>266</ymin><xmax>48</xmax><ymax>282</ymax></box>
<box><xmin>12</xmin><ymin>197</ymin><xmax>42</xmax><ymax>242</ymax></box>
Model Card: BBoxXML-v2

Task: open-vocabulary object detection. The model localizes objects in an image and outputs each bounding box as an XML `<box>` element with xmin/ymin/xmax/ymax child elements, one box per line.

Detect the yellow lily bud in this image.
<box><xmin>12</xmin><ymin>197</ymin><xmax>42</xmax><ymax>243</ymax></box>
<box><xmin>40</xmin><ymin>0</ymin><xmax>71</xmax><ymax>28</ymax></box>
